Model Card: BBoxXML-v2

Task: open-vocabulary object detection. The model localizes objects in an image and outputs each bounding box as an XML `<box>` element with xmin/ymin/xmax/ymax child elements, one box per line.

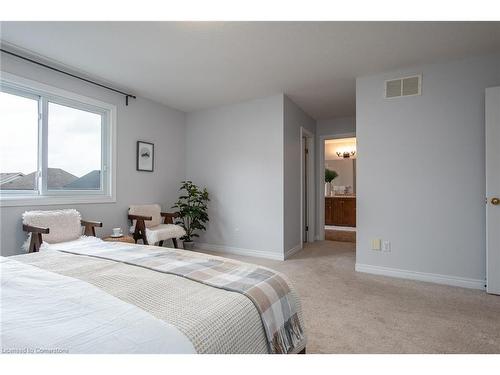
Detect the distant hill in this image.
<box><xmin>0</xmin><ymin>168</ymin><xmax>77</xmax><ymax>190</ymax></box>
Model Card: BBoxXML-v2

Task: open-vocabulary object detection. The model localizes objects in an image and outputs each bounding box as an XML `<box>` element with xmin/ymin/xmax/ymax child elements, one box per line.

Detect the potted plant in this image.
<box><xmin>325</xmin><ymin>168</ymin><xmax>338</xmax><ymax>196</ymax></box>
<box><xmin>172</xmin><ymin>181</ymin><xmax>209</xmax><ymax>250</ymax></box>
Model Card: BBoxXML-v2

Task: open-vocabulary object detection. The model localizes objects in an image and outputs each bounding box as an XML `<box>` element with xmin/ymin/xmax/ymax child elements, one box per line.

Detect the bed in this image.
<box><xmin>1</xmin><ymin>237</ymin><xmax>306</xmax><ymax>354</ymax></box>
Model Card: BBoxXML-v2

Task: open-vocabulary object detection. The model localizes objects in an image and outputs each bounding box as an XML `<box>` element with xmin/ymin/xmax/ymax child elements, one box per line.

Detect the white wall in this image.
<box><xmin>325</xmin><ymin>159</ymin><xmax>355</xmax><ymax>192</ymax></box>
<box><xmin>185</xmin><ymin>95</ymin><xmax>285</xmax><ymax>259</ymax></box>
<box><xmin>283</xmin><ymin>95</ymin><xmax>316</xmax><ymax>254</ymax></box>
<box><xmin>0</xmin><ymin>54</ymin><xmax>186</xmax><ymax>256</ymax></box>
<box><xmin>356</xmin><ymin>53</ymin><xmax>500</xmax><ymax>287</ymax></box>
<box><xmin>317</xmin><ymin>116</ymin><xmax>355</xmax><ymax>137</ymax></box>
<box><xmin>0</xmin><ymin>57</ymin><xmax>316</xmax><ymax>260</ymax></box>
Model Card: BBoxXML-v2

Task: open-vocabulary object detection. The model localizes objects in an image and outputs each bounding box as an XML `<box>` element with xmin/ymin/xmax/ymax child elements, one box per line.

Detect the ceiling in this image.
<box><xmin>1</xmin><ymin>22</ymin><xmax>499</xmax><ymax>119</ymax></box>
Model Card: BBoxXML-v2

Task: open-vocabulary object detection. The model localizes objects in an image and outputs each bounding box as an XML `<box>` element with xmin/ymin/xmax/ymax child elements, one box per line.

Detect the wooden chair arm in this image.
<box><xmin>81</xmin><ymin>219</ymin><xmax>103</xmax><ymax>237</ymax></box>
<box><xmin>128</xmin><ymin>214</ymin><xmax>153</xmax><ymax>221</ymax></box>
<box><xmin>161</xmin><ymin>212</ymin><xmax>179</xmax><ymax>224</ymax></box>
<box><xmin>22</xmin><ymin>224</ymin><xmax>49</xmax><ymax>234</ymax></box>
<box><xmin>160</xmin><ymin>212</ymin><xmax>179</xmax><ymax>218</ymax></box>
<box><xmin>22</xmin><ymin>224</ymin><xmax>49</xmax><ymax>253</ymax></box>
<box><xmin>81</xmin><ymin>220</ymin><xmax>103</xmax><ymax>228</ymax></box>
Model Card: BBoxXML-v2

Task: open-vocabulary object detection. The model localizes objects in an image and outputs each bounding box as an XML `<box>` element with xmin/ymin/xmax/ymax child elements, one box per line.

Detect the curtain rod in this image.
<box><xmin>1</xmin><ymin>48</ymin><xmax>137</xmax><ymax>106</ymax></box>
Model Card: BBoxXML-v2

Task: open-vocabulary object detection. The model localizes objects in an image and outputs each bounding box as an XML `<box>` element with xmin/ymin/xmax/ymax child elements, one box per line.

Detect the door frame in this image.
<box><xmin>300</xmin><ymin>127</ymin><xmax>315</xmax><ymax>244</ymax></box>
<box><xmin>318</xmin><ymin>132</ymin><xmax>356</xmax><ymax>240</ymax></box>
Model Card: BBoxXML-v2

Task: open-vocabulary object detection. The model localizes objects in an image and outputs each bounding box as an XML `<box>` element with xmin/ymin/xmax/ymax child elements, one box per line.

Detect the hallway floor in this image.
<box><xmin>200</xmin><ymin>241</ymin><xmax>500</xmax><ymax>353</ymax></box>
<box><xmin>324</xmin><ymin>229</ymin><xmax>356</xmax><ymax>242</ymax></box>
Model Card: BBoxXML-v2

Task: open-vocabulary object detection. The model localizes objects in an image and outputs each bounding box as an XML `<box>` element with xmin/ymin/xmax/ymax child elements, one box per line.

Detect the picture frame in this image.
<box><xmin>136</xmin><ymin>141</ymin><xmax>154</xmax><ymax>172</ymax></box>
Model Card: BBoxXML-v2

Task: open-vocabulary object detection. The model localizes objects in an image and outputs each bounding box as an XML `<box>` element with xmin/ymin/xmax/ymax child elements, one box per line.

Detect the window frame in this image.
<box><xmin>0</xmin><ymin>72</ymin><xmax>117</xmax><ymax>207</ymax></box>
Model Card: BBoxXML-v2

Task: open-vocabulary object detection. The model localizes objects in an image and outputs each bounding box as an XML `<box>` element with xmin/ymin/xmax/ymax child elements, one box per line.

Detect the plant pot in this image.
<box><xmin>183</xmin><ymin>241</ymin><xmax>195</xmax><ymax>250</ymax></box>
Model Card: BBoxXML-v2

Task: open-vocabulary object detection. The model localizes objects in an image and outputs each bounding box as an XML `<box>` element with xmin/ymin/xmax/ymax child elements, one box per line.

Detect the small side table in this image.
<box><xmin>103</xmin><ymin>235</ymin><xmax>135</xmax><ymax>244</ymax></box>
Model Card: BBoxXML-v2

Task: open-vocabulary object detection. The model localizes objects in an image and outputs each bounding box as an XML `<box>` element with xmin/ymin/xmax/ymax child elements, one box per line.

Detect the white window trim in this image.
<box><xmin>0</xmin><ymin>71</ymin><xmax>117</xmax><ymax>207</ymax></box>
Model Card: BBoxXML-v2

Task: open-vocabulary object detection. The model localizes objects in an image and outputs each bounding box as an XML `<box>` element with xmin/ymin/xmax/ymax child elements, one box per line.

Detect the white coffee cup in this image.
<box><xmin>112</xmin><ymin>227</ymin><xmax>122</xmax><ymax>236</ymax></box>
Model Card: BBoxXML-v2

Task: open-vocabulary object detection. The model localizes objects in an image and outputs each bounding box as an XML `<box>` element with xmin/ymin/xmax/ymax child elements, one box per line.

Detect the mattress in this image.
<box><xmin>3</xmin><ymin>243</ymin><xmax>306</xmax><ymax>354</ymax></box>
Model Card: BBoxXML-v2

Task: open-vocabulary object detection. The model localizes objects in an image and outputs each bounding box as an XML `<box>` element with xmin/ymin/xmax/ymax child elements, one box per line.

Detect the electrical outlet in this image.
<box><xmin>382</xmin><ymin>240</ymin><xmax>391</xmax><ymax>253</ymax></box>
<box><xmin>371</xmin><ymin>239</ymin><xmax>381</xmax><ymax>251</ymax></box>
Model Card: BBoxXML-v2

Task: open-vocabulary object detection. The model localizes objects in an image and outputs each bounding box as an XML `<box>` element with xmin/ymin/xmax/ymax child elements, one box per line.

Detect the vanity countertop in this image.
<box><xmin>325</xmin><ymin>195</ymin><xmax>356</xmax><ymax>199</ymax></box>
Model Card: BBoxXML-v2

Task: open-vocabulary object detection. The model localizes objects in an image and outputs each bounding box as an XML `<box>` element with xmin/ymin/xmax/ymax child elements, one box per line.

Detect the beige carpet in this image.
<box><xmin>199</xmin><ymin>241</ymin><xmax>500</xmax><ymax>353</ymax></box>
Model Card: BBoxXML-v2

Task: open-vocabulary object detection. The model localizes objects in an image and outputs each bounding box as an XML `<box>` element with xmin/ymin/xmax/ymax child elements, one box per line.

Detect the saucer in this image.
<box><xmin>110</xmin><ymin>233</ymin><xmax>124</xmax><ymax>238</ymax></box>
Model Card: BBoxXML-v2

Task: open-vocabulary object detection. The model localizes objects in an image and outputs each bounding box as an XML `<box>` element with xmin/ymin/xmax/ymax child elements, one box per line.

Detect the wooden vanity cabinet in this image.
<box><xmin>325</xmin><ymin>197</ymin><xmax>356</xmax><ymax>227</ymax></box>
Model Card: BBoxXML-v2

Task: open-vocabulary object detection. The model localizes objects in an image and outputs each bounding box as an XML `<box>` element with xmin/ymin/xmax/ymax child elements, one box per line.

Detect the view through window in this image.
<box><xmin>0</xmin><ymin>91</ymin><xmax>39</xmax><ymax>191</ymax></box>
<box><xmin>47</xmin><ymin>102</ymin><xmax>102</xmax><ymax>190</ymax></box>
<box><xmin>0</xmin><ymin>82</ymin><xmax>109</xmax><ymax>197</ymax></box>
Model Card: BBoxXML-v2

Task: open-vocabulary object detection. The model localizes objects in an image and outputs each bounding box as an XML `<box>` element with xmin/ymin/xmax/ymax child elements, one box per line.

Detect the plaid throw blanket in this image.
<box><xmin>53</xmin><ymin>239</ymin><xmax>304</xmax><ymax>354</ymax></box>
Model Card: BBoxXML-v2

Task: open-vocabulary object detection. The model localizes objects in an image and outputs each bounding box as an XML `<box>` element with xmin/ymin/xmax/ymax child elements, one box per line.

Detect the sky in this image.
<box><xmin>0</xmin><ymin>91</ymin><xmax>101</xmax><ymax>178</ymax></box>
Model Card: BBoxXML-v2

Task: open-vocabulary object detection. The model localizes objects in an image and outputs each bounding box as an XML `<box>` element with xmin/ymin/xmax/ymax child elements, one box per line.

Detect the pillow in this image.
<box><xmin>129</xmin><ymin>204</ymin><xmax>162</xmax><ymax>228</ymax></box>
<box><xmin>22</xmin><ymin>209</ymin><xmax>82</xmax><ymax>244</ymax></box>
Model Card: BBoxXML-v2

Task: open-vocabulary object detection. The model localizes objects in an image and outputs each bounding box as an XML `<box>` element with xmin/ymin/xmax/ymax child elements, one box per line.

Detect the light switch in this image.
<box><xmin>382</xmin><ymin>241</ymin><xmax>391</xmax><ymax>252</ymax></box>
<box><xmin>371</xmin><ymin>239</ymin><xmax>381</xmax><ymax>251</ymax></box>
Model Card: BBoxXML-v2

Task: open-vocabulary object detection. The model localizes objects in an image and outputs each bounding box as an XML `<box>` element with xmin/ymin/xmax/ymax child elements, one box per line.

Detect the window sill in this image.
<box><xmin>0</xmin><ymin>194</ymin><xmax>116</xmax><ymax>207</ymax></box>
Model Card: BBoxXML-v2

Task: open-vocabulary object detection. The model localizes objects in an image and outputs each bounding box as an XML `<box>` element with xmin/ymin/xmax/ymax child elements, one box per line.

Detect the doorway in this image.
<box><xmin>318</xmin><ymin>133</ymin><xmax>356</xmax><ymax>243</ymax></box>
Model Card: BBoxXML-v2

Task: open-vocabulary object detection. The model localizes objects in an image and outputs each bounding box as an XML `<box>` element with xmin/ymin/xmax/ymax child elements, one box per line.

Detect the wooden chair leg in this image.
<box><xmin>133</xmin><ymin>232</ymin><xmax>140</xmax><ymax>244</ymax></box>
<box><xmin>172</xmin><ymin>238</ymin><xmax>178</xmax><ymax>248</ymax></box>
<box><xmin>133</xmin><ymin>231</ymin><xmax>148</xmax><ymax>244</ymax></box>
<box><xmin>28</xmin><ymin>233</ymin><xmax>43</xmax><ymax>253</ymax></box>
<box><xmin>83</xmin><ymin>226</ymin><xmax>96</xmax><ymax>237</ymax></box>
<box><xmin>134</xmin><ymin>219</ymin><xmax>148</xmax><ymax>245</ymax></box>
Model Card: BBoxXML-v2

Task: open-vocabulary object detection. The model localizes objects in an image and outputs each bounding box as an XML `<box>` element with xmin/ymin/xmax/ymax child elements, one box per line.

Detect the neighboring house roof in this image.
<box><xmin>0</xmin><ymin>172</ymin><xmax>24</xmax><ymax>184</ymax></box>
<box><xmin>46</xmin><ymin>168</ymin><xmax>78</xmax><ymax>190</ymax></box>
<box><xmin>0</xmin><ymin>168</ymin><xmax>77</xmax><ymax>190</ymax></box>
<box><xmin>63</xmin><ymin>170</ymin><xmax>101</xmax><ymax>190</ymax></box>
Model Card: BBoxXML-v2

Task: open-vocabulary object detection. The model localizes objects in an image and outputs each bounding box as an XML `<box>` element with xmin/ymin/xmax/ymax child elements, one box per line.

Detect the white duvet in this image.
<box><xmin>0</xmin><ymin>257</ymin><xmax>195</xmax><ymax>354</ymax></box>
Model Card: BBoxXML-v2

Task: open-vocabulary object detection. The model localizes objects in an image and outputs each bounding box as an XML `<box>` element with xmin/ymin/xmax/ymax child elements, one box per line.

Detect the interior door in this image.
<box><xmin>486</xmin><ymin>86</ymin><xmax>500</xmax><ymax>295</ymax></box>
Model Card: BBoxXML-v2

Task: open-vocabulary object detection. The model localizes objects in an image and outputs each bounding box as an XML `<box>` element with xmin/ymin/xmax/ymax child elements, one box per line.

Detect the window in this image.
<box><xmin>47</xmin><ymin>102</ymin><xmax>102</xmax><ymax>190</ymax></box>
<box><xmin>0</xmin><ymin>73</ymin><xmax>116</xmax><ymax>206</ymax></box>
<box><xmin>0</xmin><ymin>90</ymin><xmax>39</xmax><ymax>191</ymax></box>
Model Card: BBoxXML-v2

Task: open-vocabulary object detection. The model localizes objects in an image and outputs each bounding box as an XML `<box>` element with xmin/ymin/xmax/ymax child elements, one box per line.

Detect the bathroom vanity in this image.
<box><xmin>325</xmin><ymin>196</ymin><xmax>356</xmax><ymax>227</ymax></box>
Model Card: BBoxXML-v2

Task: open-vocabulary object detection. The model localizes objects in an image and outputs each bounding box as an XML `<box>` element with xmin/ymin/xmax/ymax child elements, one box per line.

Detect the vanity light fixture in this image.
<box><xmin>336</xmin><ymin>151</ymin><xmax>356</xmax><ymax>158</ymax></box>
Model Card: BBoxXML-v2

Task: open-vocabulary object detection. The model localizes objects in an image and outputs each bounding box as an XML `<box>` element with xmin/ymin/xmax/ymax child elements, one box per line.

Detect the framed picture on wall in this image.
<box><xmin>136</xmin><ymin>141</ymin><xmax>154</xmax><ymax>172</ymax></box>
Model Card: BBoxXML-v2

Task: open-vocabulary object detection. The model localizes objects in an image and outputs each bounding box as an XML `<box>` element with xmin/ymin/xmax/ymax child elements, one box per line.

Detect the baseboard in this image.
<box><xmin>355</xmin><ymin>263</ymin><xmax>486</xmax><ymax>290</ymax></box>
<box><xmin>195</xmin><ymin>242</ymin><xmax>284</xmax><ymax>260</ymax></box>
<box><xmin>325</xmin><ymin>225</ymin><xmax>356</xmax><ymax>232</ymax></box>
<box><xmin>285</xmin><ymin>243</ymin><xmax>303</xmax><ymax>259</ymax></box>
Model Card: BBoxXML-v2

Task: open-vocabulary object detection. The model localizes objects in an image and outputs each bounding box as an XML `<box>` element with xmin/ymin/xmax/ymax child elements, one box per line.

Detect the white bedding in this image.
<box><xmin>0</xmin><ymin>256</ymin><xmax>195</xmax><ymax>354</ymax></box>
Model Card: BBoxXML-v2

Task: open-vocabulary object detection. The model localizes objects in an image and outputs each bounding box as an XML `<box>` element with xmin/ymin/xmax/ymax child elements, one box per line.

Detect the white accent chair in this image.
<box><xmin>22</xmin><ymin>209</ymin><xmax>102</xmax><ymax>253</ymax></box>
<box><xmin>128</xmin><ymin>204</ymin><xmax>185</xmax><ymax>248</ymax></box>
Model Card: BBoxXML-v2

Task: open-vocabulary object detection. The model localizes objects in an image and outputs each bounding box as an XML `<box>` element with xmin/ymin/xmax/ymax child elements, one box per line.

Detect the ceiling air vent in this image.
<box><xmin>385</xmin><ymin>75</ymin><xmax>421</xmax><ymax>98</ymax></box>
